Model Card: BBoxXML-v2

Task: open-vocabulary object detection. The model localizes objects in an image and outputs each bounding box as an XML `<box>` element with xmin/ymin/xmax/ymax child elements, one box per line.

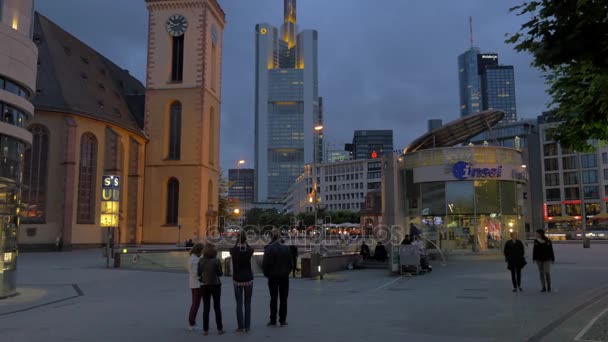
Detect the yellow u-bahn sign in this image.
<box><xmin>101</xmin><ymin>175</ymin><xmax>120</xmax><ymax>228</ymax></box>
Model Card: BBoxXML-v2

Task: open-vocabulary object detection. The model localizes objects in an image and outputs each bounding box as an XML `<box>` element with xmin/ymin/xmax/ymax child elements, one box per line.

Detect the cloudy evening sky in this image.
<box><xmin>36</xmin><ymin>0</ymin><xmax>549</xmax><ymax>171</ymax></box>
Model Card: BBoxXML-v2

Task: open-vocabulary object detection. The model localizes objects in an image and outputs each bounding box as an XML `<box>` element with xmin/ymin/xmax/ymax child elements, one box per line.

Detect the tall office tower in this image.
<box><xmin>458</xmin><ymin>50</ymin><xmax>517</xmax><ymax>123</ymax></box>
<box><xmin>0</xmin><ymin>0</ymin><xmax>38</xmax><ymax>298</ymax></box>
<box><xmin>347</xmin><ymin>130</ymin><xmax>393</xmax><ymax>160</ymax></box>
<box><xmin>255</xmin><ymin>0</ymin><xmax>322</xmax><ymax>202</ymax></box>
<box><xmin>428</xmin><ymin>119</ymin><xmax>443</xmax><ymax>132</ymax></box>
<box><xmin>228</xmin><ymin>168</ymin><xmax>254</xmax><ymax>203</ymax></box>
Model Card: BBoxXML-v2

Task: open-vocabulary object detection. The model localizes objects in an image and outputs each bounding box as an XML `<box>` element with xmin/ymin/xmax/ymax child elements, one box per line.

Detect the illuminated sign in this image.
<box><xmin>451</xmin><ymin>161</ymin><xmax>502</xmax><ymax>180</ymax></box>
<box><xmin>371</xmin><ymin>150</ymin><xmax>378</xmax><ymax>159</ymax></box>
<box><xmin>481</xmin><ymin>54</ymin><xmax>498</xmax><ymax>60</ymax></box>
<box><xmin>100</xmin><ymin>175</ymin><xmax>120</xmax><ymax>228</ymax></box>
<box><xmin>260</xmin><ymin>28</ymin><xmax>267</xmax><ymax>35</ymax></box>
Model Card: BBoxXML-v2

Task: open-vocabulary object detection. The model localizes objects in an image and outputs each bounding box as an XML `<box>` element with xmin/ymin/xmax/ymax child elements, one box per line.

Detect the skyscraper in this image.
<box><xmin>458</xmin><ymin>50</ymin><xmax>517</xmax><ymax>123</ymax></box>
<box><xmin>228</xmin><ymin>168</ymin><xmax>254</xmax><ymax>203</ymax></box>
<box><xmin>347</xmin><ymin>130</ymin><xmax>393</xmax><ymax>160</ymax></box>
<box><xmin>255</xmin><ymin>0</ymin><xmax>322</xmax><ymax>202</ymax></box>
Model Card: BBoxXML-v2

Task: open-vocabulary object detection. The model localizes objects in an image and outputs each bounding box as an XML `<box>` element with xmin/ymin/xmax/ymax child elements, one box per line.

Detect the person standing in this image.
<box><xmin>374</xmin><ymin>241</ymin><xmax>388</xmax><ymax>262</ymax></box>
<box><xmin>504</xmin><ymin>232</ymin><xmax>526</xmax><ymax>292</ymax></box>
<box><xmin>198</xmin><ymin>243</ymin><xmax>224</xmax><ymax>336</ymax></box>
<box><xmin>360</xmin><ymin>240</ymin><xmax>370</xmax><ymax>259</ymax></box>
<box><xmin>263</xmin><ymin>231</ymin><xmax>293</xmax><ymax>327</ymax></box>
<box><xmin>187</xmin><ymin>243</ymin><xmax>204</xmax><ymax>331</ymax></box>
<box><xmin>230</xmin><ymin>232</ymin><xmax>254</xmax><ymax>334</ymax></box>
<box><xmin>533</xmin><ymin>229</ymin><xmax>555</xmax><ymax>292</ymax></box>
<box><xmin>289</xmin><ymin>242</ymin><xmax>299</xmax><ymax>278</ymax></box>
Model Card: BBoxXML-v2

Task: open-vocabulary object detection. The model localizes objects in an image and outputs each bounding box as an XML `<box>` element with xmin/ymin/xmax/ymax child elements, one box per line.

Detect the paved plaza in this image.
<box><xmin>1</xmin><ymin>244</ymin><xmax>608</xmax><ymax>341</ymax></box>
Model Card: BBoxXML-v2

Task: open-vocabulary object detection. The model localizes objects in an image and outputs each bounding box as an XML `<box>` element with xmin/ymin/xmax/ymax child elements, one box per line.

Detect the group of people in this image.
<box><xmin>187</xmin><ymin>231</ymin><xmax>293</xmax><ymax>335</ymax></box>
<box><xmin>359</xmin><ymin>240</ymin><xmax>388</xmax><ymax>262</ymax></box>
<box><xmin>504</xmin><ymin>229</ymin><xmax>556</xmax><ymax>292</ymax></box>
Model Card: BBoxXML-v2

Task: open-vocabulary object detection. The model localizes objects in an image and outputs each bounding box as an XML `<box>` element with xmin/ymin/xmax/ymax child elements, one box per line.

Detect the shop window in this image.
<box><xmin>586</xmin><ymin>203</ymin><xmax>601</xmax><ymax>216</ymax></box>
<box><xmin>565</xmin><ymin>204</ymin><xmax>580</xmax><ymax>216</ymax></box>
<box><xmin>546</xmin><ymin>204</ymin><xmax>561</xmax><ymax>217</ymax></box>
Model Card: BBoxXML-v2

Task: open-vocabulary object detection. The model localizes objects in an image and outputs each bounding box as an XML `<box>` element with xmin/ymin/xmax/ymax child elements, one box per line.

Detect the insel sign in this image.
<box><xmin>452</xmin><ymin>161</ymin><xmax>502</xmax><ymax>180</ymax></box>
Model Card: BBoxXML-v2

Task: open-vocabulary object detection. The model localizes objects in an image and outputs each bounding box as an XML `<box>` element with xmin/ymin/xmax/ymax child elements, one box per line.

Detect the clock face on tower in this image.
<box><xmin>166</xmin><ymin>14</ymin><xmax>188</xmax><ymax>37</ymax></box>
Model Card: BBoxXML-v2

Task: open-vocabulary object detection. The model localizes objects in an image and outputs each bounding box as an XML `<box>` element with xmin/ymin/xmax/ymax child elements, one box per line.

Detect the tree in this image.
<box><xmin>506</xmin><ymin>1</ymin><xmax>608</xmax><ymax>150</ymax></box>
<box><xmin>217</xmin><ymin>169</ymin><xmax>234</xmax><ymax>220</ymax></box>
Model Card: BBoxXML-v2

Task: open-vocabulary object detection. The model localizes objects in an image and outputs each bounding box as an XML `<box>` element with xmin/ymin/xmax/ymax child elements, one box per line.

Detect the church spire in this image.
<box><xmin>281</xmin><ymin>0</ymin><xmax>297</xmax><ymax>48</ymax></box>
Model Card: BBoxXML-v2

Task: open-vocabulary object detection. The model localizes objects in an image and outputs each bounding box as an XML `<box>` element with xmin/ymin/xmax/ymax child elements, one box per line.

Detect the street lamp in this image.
<box><xmin>233</xmin><ymin>208</ymin><xmax>240</xmax><ymax>215</ymax></box>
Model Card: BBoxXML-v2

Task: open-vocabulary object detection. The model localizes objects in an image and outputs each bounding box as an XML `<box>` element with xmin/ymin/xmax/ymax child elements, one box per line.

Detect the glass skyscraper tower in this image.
<box><xmin>255</xmin><ymin>0</ymin><xmax>322</xmax><ymax>202</ymax></box>
<box><xmin>458</xmin><ymin>48</ymin><xmax>517</xmax><ymax>123</ymax></box>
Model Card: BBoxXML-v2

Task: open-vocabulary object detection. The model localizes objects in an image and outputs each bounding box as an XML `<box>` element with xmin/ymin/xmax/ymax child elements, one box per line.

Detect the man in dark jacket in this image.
<box><xmin>263</xmin><ymin>231</ymin><xmax>293</xmax><ymax>327</ymax></box>
<box><xmin>288</xmin><ymin>243</ymin><xmax>299</xmax><ymax>278</ymax></box>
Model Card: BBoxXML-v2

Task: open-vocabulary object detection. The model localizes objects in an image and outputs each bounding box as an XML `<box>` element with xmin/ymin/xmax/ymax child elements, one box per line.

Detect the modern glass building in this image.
<box><xmin>255</xmin><ymin>0</ymin><xmax>322</xmax><ymax>202</ymax></box>
<box><xmin>348</xmin><ymin>130</ymin><xmax>393</xmax><ymax>160</ymax></box>
<box><xmin>482</xmin><ymin>66</ymin><xmax>517</xmax><ymax>123</ymax></box>
<box><xmin>458</xmin><ymin>49</ymin><xmax>517</xmax><ymax>123</ymax></box>
<box><xmin>228</xmin><ymin>168</ymin><xmax>254</xmax><ymax>203</ymax></box>
<box><xmin>458</xmin><ymin>47</ymin><xmax>482</xmax><ymax>118</ymax></box>
<box><xmin>0</xmin><ymin>0</ymin><xmax>38</xmax><ymax>298</ymax></box>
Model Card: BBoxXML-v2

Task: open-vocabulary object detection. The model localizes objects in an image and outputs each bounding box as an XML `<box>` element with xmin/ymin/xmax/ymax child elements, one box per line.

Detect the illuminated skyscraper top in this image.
<box><xmin>282</xmin><ymin>0</ymin><xmax>297</xmax><ymax>47</ymax></box>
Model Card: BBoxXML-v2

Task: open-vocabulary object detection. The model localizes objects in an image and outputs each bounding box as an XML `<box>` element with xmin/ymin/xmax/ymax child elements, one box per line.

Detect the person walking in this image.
<box><xmin>198</xmin><ymin>243</ymin><xmax>224</xmax><ymax>336</ymax></box>
<box><xmin>230</xmin><ymin>232</ymin><xmax>254</xmax><ymax>334</ymax></box>
<box><xmin>533</xmin><ymin>229</ymin><xmax>555</xmax><ymax>292</ymax></box>
<box><xmin>263</xmin><ymin>231</ymin><xmax>293</xmax><ymax>327</ymax></box>
<box><xmin>187</xmin><ymin>243</ymin><xmax>204</xmax><ymax>331</ymax></box>
<box><xmin>504</xmin><ymin>232</ymin><xmax>527</xmax><ymax>292</ymax></box>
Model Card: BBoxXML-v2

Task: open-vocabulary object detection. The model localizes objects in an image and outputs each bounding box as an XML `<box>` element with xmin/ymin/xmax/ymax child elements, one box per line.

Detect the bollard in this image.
<box><xmin>113</xmin><ymin>252</ymin><xmax>121</xmax><ymax>268</ymax></box>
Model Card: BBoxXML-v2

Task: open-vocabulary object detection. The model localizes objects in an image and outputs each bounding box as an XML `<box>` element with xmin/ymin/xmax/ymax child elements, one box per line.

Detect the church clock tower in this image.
<box><xmin>143</xmin><ymin>0</ymin><xmax>225</xmax><ymax>242</ymax></box>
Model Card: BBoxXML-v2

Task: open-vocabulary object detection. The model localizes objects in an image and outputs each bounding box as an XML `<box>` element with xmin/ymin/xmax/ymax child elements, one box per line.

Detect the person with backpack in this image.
<box><xmin>230</xmin><ymin>232</ymin><xmax>254</xmax><ymax>334</ymax></box>
<box><xmin>533</xmin><ymin>229</ymin><xmax>555</xmax><ymax>292</ymax></box>
<box><xmin>198</xmin><ymin>243</ymin><xmax>224</xmax><ymax>335</ymax></box>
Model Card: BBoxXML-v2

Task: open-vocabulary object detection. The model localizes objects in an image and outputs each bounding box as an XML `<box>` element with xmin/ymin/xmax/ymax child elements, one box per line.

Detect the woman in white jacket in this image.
<box><xmin>187</xmin><ymin>243</ymin><xmax>204</xmax><ymax>331</ymax></box>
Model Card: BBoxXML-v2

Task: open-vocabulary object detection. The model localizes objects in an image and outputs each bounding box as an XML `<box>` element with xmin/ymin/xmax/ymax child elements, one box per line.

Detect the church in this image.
<box><xmin>19</xmin><ymin>0</ymin><xmax>225</xmax><ymax>249</ymax></box>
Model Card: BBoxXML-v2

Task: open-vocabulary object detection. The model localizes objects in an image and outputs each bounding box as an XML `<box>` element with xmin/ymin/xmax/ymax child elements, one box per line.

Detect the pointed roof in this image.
<box><xmin>32</xmin><ymin>13</ymin><xmax>146</xmax><ymax>137</ymax></box>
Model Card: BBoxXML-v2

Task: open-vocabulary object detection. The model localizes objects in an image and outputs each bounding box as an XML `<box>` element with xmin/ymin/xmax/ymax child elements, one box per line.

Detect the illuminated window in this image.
<box><xmin>22</xmin><ymin>125</ymin><xmax>49</xmax><ymax>223</ymax></box>
<box><xmin>166</xmin><ymin>178</ymin><xmax>179</xmax><ymax>225</ymax></box>
<box><xmin>167</xmin><ymin>102</ymin><xmax>181</xmax><ymax>160</ymax></box>
<box><xmin>171</xmin><ymin>35</ymin><xmax>184</xmax><ymax>81</ymax></box>
<box><xmin>77</xmin><ymin>133</ymin><xmax>98</xmax><ymax>224</ymax></box>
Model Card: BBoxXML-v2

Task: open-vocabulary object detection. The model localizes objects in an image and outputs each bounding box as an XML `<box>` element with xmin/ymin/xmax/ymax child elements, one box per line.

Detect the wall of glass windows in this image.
<box><xmin>400</xmin><ymin>146</ymin><xmax>526</xmax><ymax>253</ymax></box>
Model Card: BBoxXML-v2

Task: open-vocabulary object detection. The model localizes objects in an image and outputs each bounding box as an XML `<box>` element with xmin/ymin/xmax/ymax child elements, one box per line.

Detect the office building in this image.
<box><xmin>228</xmin><ymin>168</ymin><xmax>254</xmax><ymax>203</ymax></box>
<box><xmin>428</xmin><ymin>119</ymin><xmax>442</xmax><ymax>132</ymax></box>
<box><xmin>327</xmin><ymin>149</ymin><xmax>351</xmax><ymax>163</ymax></box>
<box><xmin>254</xmin><ymin>0</ymin><xmax>322</xmax><ymax>202</ymax></box>
<box><xmin>0</xmin><ymin>0</ymin><xmax>38</xmax><ymax>298</ymax></box>
<box><xmin>347</xmin><ymin>130</ymin><xmax>393</xmax><ymax>160</ymax></box>
<box><xmin>538</xmin><ymin>112</ymin><xmax>608</xmax><ymax>239</ymax></box>
<box><xmin>459</xmin><ymin>49</ymin><xmax>517</xmax><ymax>123</ymax></box>
<box><xmin>285</xmin><ymin>158</ymin><xmax>383</xmax><ymax>214</ymax></box>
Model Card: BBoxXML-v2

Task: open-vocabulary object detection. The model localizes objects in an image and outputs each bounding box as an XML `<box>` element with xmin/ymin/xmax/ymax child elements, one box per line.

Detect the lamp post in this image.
<box><xmin>576</xmin><ymin>153</ymin><xmax>590</xmax><ymax>248</ymax></box>
<box><xmin>312</xmin><ymin>125</ymin><xmax>324</xmax><ymax>279</ymax></box>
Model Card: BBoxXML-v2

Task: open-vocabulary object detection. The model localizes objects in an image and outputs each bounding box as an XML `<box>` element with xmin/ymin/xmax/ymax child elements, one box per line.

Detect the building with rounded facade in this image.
<box><xmin>383</xmin><ymin>111</ymin><xmax>528</xmax><ymax>261</ymax></box>
<box><xmin>0</xmin><ymin>0</ymin><xmax>38</xmax><ymax>298</ymax></box>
